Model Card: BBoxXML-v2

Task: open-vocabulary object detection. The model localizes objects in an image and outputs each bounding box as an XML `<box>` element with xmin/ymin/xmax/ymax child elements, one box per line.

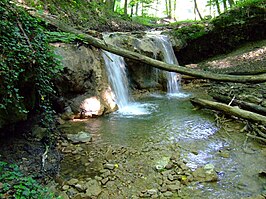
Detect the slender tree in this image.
<box><xmin>227</xmin><ymin>0</ymin><xmax>234</xmax><ymax>7</ymax></box>
<box><xmin>105</xmin><ymin>0</ymin><xmax>116</xmax><ymax>11</ymax></box>
<box><xmin>223</xmin><ymin>0</ymin><xmax>227</xmax><ymax>11</ymax></box>
<box><xmin>124</xmin><ymin>0</ymin><xmax>128</xmax><ymax>16</ymax></box>
<box><xmin>214</xmin><ymin>0</ymin><xmax>221</xmax><ymax>14</ymax></box>
<box><xmin>168</xmin><ymin>0</ymin><xmax>172</xmax><ymax>18</ymax></box>
<box><xmin>194</xmin><ymin>0</ymin><xmax>203</xmax><ymax>20</ymax></box>
<box><xmin>165</xmin><ymin>0</ymin><xmax>169</xmax><ymax>17</ymax></box>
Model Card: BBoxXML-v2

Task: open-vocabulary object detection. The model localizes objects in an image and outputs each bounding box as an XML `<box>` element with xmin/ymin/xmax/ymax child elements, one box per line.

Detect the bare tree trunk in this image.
<box><xmin>168</xmin><ymin>0</ymin><xmax>172</xmax><ymax>18</ymax></box>
<box><xmin>33</xmin><ymin>14</ymin><xmax>266</xmax><ymax>83</ymax></box>
<box><xmin>228</xmin><ymin>0</ymin><xmax>235</xmax><ymax>7</ymax></box>
<box><xmin>105</xmin><ymin>0</ymin><xmax>115</xmax><ymax>12</ymax></box>
<box><xmin>190</xmin><ymin>98</ymin><xmax>266</xmax><ymax>125</ymax></box>
<box><xmin>212</xmin><ymin>95</ymin><xmax>266</xmax><ymax>116</ymax></box>
<box><xmin>173</xmin><ymin>0</ymin><xmax>177</xmax><ymax>19</ymax></box>
<box><xmin>215</xmin><ymin>0</ymin><xmax>221</xmax><ymax>14</ymax></box>
<box><xmin>223</xmin><ymin>0</ymin><xmax>227</xmax><ymax>11</ymax></box>
<box><xmin>194</xmin><ymin>0</ymin><xmax>203</xmax><ymax>20</ymax></box>
<box><xmin>124</xmin><ymin>0</ymin><xmax>128</xmax><ymax>16</ymax></box>
<box><xmin>135</xmin><ymin>2</ymin><xmax>139</xmax><ymax>16</ymax></box>
<box><xmin>165</xmin><ymin>0</ymin><xmax>169</xmax><ymax>17</ymax></box>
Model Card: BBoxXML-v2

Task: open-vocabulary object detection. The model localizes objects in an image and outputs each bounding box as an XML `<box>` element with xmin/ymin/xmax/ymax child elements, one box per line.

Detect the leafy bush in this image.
<box><xmin>0</xmin><ymin>161</ymin><xmax>57</xmax><ymax>199</ymax></box>
<box><xmin>0</xmin><ymin>0</ymin><xmax>62</xmax><ymax>128</ymax></box>
<box><xmin>172</xmin><ymin>23</ymin><xmax>208</xmax><ymax>41</ymax></box>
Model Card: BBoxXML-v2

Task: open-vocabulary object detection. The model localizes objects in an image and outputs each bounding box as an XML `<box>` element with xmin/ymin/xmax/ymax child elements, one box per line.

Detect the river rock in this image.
<box><xmin>104</xmin><ymin>163</ymin><xmax>115</xmax><ymax>170</ymax></box>
<box><xmin>67</xmin><ymin>178</ymin><xmax>79</xmax><ymax>186</ymax></box>
<box><xmin>167</xmin><ymin>181</ymin><xmax>181</xmax><ymax>191</ymax></box>
<box><xmin>163</xmin><ymin>191</ymin><xmax>174</xmax><ymax>197</ymax></box>
<box><xmin>85</xmin><ymin>179</ymin><xmax>102</xmax><ymax>197</ymax></box>
<box><xmin>193</xmin><ymin>164</ymin><xmax>218</xmax><ymax>182</ymax></box>
<box><xmin>67</xmin><ymin>131</ymin><xmax>92</xmax><ymax>144</ymax></box>
<box><xmin>31</xmin><ymin>125</ymin><xmax>47</xmax><ymax>141</ymax></box>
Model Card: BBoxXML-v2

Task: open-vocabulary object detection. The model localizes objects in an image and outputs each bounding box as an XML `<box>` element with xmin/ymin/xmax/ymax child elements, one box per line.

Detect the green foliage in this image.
<box><xmin>172</xmin><ymin>23</ymin><xmax>208</xmax><ymax>41</ymax></box>
<box><xmin>45</xmin><ymin>31</ymin><xmax>80</xmax><ymax>43</ymax></box>
<box><xmin>0</xmin><ymin>0</ymin><xmax>62</xmax><ymax>128</ymax></box>
<box><xmin>235</xmin><ymin>0</ymin><xmax>266</xmax><ymax>8</ymax></box>
<box><xmin>0</xmin><ymin>161</ymin><xmax>57</xmax><ymax>198</ymax></box>
<box><xmin>211</xmin><ymin>1</ymin><xmax>265</xmax><ymax>28</ymax></box>
<box><xmin>132</xmin><ymin>16</ymin><xmax>160</xmax><ymax>26</ymax></box>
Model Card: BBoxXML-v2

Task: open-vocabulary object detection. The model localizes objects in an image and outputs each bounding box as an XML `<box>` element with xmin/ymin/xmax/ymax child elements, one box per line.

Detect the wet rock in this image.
<box><xmin>62</xmin><ymin>185</ymin><xmax>70</xmax><ymax>191</ymax></box>
<box><xmin>165</xmin><ymin>162</ymin><xmax>174</xmax><ymax>169</ymax></box>
<box><xmin>67</xmin><ymin>131</ymin><xmax>92</xmax><ymax>144</ymax></box>
<box><xmin>101</xmin><ymin>177</ymin><xmax>109</xmax><ymax>185</ymax></box>
<box><xmin>104</xmin><ymin>163</ymin><xmax>115</xmax><ymax>170</ymax></box>
<box><xmin>163</xmin><ymin>191</ymin><xmax>174</xmax><ymax>197</ymax></box>
<box><xmin>59</xmin><ymin>191</ymin><xmax>70</xmax><ymax>199</ymax></box>
<box><xmin>75</xmin><ymin>183</ymin><xmax>86</xmax><ymax>192</ymax></box>
<box><xmin>218</xmin><ymin>150</ymin><xmax>230</xmax><ymax>158</ymax></box>
<box><xmin>167</xmin><ymin>181</ymin><xmax>181</xmax><ymax>191</ymax></box>
<box><xmin>147</xmin><ymin>189</ymin><xmax>158</xmax><ymax>195</ymax></box>
<box><xmin>85</xmin><ymin>179</ymin><xmax>102</xmax><ymax>197</ymax></box>
<box><xmin>100</xmin><ymin>169</ymin><xmax>111</xmax><ymax>178</ymax></box>
<box><xmin>193</xmin><ymin>164</ymin><xmax>218</xmax><ymax>182</ymax></box>
<box><xmin>67</xmin><ymin>178</ymin><xmax>79</xmax><ymax>186</ymax></box>
<box><xmin>159</xmin><ymin>185</ymin><xmax>168</xmax><ymax>193</ymax></box>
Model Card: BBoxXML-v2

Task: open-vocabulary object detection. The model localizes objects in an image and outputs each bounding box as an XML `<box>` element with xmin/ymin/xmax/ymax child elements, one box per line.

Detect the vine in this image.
<box><xmin>0</xmin><ymin>0</ymin><xmax>62</xmax><ymax>129</ymax></box>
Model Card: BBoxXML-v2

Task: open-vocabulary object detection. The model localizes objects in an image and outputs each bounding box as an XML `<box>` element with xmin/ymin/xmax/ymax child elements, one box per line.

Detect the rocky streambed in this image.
<box><xmin>53</xmin><ymin>93</ymin><xmax>266</xmax><ymax>199</ymax></box>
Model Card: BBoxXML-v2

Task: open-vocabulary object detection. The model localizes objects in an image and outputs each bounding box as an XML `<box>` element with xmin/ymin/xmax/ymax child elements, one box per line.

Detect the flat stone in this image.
<box><xmin>163</xmin><ymin>191</ymin><xmax>173</xmax><ymax>197</ymax></box>
<box><xmin>85</xmin><ymin>180</ymin><xmax>102</xmax><ymax>197</ymax></box>
<box><xmin>147</xmin><ymin>189</ymin><xmax>158</xmax><ymax>195</ymax></box>
<box><xmin>62</xmin><ymin>185</ymin><xmax>69</xmax><ymax>191</ymax></box>
<box><xmin>67</xmin><ymin>178</ymin><xmax>79</xmax><ymax>186</ymax></box>
<box><xmin>101</xmin><ymin>177</ymin><xmax>109</xmax><ymax>185</ymax></box>
<box><xmin>167</xmin><ymin>182</ymin><xmax>181</xmax><ymax>191</ymax></box>
<box><xmin>67</xmin><ymin>131</ymin><xmax>92</xmax><ymax>144</ymax></box>
<box><xmin>104</xmin><ymin>163</ymin><xmax>115</xmax><ymax>170</ymax></box>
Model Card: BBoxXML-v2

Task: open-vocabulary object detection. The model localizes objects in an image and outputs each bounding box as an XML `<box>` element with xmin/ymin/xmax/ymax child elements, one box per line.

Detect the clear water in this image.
<box><xmin>60</xmin><ymin>92</ymin><xmax>266</xmax><ymax>198</ymax></box>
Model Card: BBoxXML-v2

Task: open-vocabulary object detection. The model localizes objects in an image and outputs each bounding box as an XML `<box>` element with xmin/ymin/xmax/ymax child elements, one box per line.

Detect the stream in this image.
<box><xmin>59</xmin><ymin>91</ymin><xmax>266</xmax><ymax>199</ymax></box>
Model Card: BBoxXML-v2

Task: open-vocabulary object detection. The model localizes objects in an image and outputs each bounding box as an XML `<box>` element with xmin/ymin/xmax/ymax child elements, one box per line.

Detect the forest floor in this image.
<box><xmin>0</xmin><ymin>37</ymin><xmax>265</xmax><ymax>198</ymax></box>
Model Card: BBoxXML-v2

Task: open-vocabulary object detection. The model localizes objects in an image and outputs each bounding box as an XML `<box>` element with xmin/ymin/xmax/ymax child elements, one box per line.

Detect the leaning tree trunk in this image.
<box><xmin>190</xmin><ymin>98</ymin><xmax>266</xmax><ymax>125</ymax></box>
<box><xmin>32</xmin><ymin>13</ymin><xmax>266</xmax><ymax>83</ymax></box>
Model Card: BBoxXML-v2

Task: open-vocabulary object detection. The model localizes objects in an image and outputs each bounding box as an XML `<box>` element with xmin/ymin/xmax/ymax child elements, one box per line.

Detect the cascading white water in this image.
<box><xmin>102</xmin><ymin>50</ymin><xmax>130</xmax><ymax>109</ymax></box>
<box><xmin>102</xmin><ymin>50</ymin><xmax>155</xmax><ymax>116</ymax></box>
<box><xmin>151</xmin><ymin>35</ymin><xmax>181</xmax><ymax>94</ymax></box>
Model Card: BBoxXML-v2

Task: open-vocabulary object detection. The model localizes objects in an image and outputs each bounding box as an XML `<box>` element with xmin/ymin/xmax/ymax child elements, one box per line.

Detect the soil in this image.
<box><xmin>0</xmin><ymin>37</ymin><xmax>265</xmax><ymax>197</ymax></box>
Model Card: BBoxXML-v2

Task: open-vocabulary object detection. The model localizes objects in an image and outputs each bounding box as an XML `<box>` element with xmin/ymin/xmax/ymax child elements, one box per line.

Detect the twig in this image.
<box><xmin>42</xmin><ymin>145</ymin><xmax>49</xmax><ymax>171</ymax></box>
<box><xmin>16</xmin><ymin>20</ymin><xmax>33</xmax><ymax>50</ymax></box>
<box><xmin>228</xmin><ymin>95</ymin><xmax>235</xmax><ymax>106</ymax></box>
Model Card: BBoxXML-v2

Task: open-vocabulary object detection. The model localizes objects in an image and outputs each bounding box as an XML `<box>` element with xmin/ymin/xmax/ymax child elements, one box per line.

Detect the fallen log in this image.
<box><xmin>29</xmin><ymin>12</ymin><xmax>266</xmax><ymax>83</ymax></box>
<box><xmin>212</xmin><ymin>95</ymin><xmax>266</xmax><ymax>116</ymax></box>
<box><xmin>190</xmin><ymin>98</ymin><xmax>266</xmax><ymax>125</ymax></box>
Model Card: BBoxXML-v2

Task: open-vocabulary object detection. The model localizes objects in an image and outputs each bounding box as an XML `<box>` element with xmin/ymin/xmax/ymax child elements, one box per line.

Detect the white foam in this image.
<box><xmin>115</xmin><ymin>102</ymin><xmax>157</xmax><ymax>117</ymax></box>
<box><xmin>167</xmin><ymin>92</ymin><xmax>190</xmax><ymax>98</ymax></box>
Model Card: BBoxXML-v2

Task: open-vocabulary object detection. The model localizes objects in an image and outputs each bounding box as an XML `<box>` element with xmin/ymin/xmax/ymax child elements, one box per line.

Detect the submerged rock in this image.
<box><xmin>66</xmin><ymin>131</ymin><xmax>92</xmax><ymax>144</ymax></box>
<box><xmin>192</xmin><ymin>164</ymin><xmax>218</xmax><ymax>182</ymax></box>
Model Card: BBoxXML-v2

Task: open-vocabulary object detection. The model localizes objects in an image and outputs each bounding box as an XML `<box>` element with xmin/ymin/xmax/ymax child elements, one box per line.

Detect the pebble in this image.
<box><xmin>62</xmin><ymin>185</ymin><xmax>69</xmax><ymax>191</ymax></box>
<box><xmin>67</xmin><ymin>178</ymin><xmax>79</xmax><ymax>186</ymax></box>
<box><xmin>163</xmin><ymin>191</ymin><xmax>173</xmax><ymax>197</ymax></box>
<box><xmin>101</xmin><ymin>177</ymin><xmax>109</xmax><ymax>185</ymax></box>
<box><xmin>104</xmin><ymin>163</ymin><xmax>115</xmax><ymax>170</ymax></box>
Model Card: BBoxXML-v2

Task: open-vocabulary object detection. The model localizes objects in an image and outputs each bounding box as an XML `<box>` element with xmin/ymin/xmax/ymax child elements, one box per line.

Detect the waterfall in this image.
<box><xmin>102</xmin><ymin>50</ymin><xmax>130</xmax><ymax>109</ymax></box>
<box><xmin>151</xmin><ymin>35</ymin><xmax>181</xmax><ymax>95</ymax></box>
